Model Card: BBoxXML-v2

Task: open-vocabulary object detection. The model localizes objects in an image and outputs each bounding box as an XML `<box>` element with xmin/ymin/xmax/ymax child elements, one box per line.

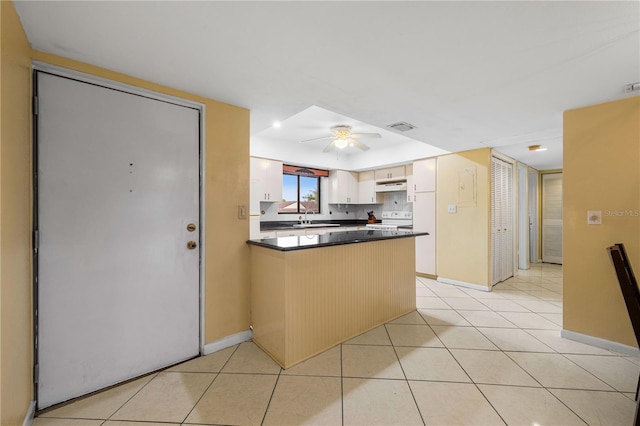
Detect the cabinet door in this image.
<box><xmin>330</xmin><ymin>170</ymin><xmax>358</xmax><ymax>203</ymax></box>
<box><xmin>414</xmin><ymin>192</ymin><xmax>436</xmax><ymax>275</ymax></box>
<box><xmin>250</xmin><ymin>157</ymin><xmax>282</xmax><ymax>202</ymax></box>
<box><xmin>375</xmin><ymin>166</ymin><xmax>406</xmax><ymax>181</ymax></box>
<box><xmin>388</xmin><ymin>166</ymin><xmax>405</xmax><ymax>180</ymax></box>
<box><xmin>413</xmin><ymin>158</ymin><xmax>436</xmax><ymax>193</ymax></box>
<box><xmin>265</xmin><ymin>159</ymin><xmax>283</xmax><ymax>202</ymax></box>
<box><xmin>358</xmin><ymin>171</ymin><xmax>378</xmax><ymax>204</ymax></box>
<box><xmin>406</xmin><ymin>165</ymin><xmax>414</xmax><ymax>203</ymax></box>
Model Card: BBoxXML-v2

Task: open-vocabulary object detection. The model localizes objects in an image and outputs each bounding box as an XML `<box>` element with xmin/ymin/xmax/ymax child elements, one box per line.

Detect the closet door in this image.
<box><xmin>491</xmin><ymin>161</ymin><xmax>502</xmax><ymax>285</ymax></box>
<box><xmin>491</xmin><ymin>157</ymin><xmax>514</xmax><ymax>285</ymax></box>
<box><xmin>501</xmin><ymin>161</ymin><xmax>514</xmax><ymax>282</ymax></box>
<box><xmin>542</xmin><ymin>173</ymin><xmax>563</xmax><ymax>264</ymax></box>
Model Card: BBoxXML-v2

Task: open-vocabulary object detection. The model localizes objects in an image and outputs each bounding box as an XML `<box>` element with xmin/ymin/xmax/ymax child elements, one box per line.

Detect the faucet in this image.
<box><xmin>304</xmin><ymin>209</ymin><xmax>314</xmax><ymax>224</ymax></box>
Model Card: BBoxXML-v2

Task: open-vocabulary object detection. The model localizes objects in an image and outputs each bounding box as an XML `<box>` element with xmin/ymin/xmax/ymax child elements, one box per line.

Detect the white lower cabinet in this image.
<box><xmin>414</xmin><ymin>191</ymin><xmax>436</xmax><ymax>276</ymax></box>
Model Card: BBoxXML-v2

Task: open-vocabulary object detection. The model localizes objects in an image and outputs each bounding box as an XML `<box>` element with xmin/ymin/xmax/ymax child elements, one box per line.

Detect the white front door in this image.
<box><xmin>36</xmin><ymin>72</ymin><xmax>201</xmax><ymax>409</ymax></box>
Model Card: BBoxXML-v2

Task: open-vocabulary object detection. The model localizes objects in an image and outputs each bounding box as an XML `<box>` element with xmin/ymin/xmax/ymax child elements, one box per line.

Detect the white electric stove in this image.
<box><xmin>365</xmin><ymin>211</ymin><xmax>413</xmax><ymax>230</ymax></box>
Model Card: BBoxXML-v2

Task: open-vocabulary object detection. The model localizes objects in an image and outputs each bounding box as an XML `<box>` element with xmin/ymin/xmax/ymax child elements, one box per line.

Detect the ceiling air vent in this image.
<box><xmin>387</xmin><ymin>121</ymin><xmax>416</xmax><ymax>132</ymax></box>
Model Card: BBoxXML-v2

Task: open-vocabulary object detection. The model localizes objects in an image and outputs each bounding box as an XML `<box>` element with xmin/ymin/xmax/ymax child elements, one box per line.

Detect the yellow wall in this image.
<box><xmin>1</xmin><ymin>1</ymin><xmax>33</xmax><ymax>423</ymax></box>
<box><xmin>563</xmin><ymin>96</ymin><xmax>640</xmax><ymax>347</ymax></box>
<box><xmin>1</xmin><ymin>5</ymin><xmax>250</xmax><ymax>420</ymax></box>
<box><xmin>437</xmin><ymin>148</ymin><xmax>492</xmax><ymax>287</ymax></box>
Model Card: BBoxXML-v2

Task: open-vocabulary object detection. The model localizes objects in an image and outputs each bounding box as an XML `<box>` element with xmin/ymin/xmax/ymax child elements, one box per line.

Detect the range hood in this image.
<box><xmin>375</xmin><ymin>181</ymin><xmax>407</xmax><ymax>192</ymax></box>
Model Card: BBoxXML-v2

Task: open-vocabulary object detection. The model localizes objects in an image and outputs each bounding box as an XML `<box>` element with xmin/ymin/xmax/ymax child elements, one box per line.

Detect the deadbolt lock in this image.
<box><xmin>187</xmin><ymin>241</ymin><xmax>198</xmax><ymax>250</ymax></box>
<box><xmin>187</xmin><ymin>223</ymin><xmax>197</xmax><ymax>232</ymax></box>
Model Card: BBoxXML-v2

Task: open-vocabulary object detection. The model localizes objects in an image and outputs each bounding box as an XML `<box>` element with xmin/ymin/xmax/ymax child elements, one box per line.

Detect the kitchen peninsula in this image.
<box><xmin>247</xmin><ymin>229</ymin><xmax>428</xmax><ymax>368</ymax></box>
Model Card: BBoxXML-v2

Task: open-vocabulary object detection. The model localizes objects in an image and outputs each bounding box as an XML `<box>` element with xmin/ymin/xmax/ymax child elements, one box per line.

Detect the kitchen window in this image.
<box><xmin>279</xmin><ymin>165</ymin><xmax>328</xmax><ymax>214</ymax></box>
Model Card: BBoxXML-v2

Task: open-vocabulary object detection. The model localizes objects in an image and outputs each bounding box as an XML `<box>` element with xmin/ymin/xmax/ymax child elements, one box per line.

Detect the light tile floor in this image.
<box><xmin>35</xmin><ymin>263</ymin><xmax>639</xmax><ymax>425</ymax></box>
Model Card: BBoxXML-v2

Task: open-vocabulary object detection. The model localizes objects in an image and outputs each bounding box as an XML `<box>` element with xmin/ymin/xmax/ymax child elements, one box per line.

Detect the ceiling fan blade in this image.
<box><xmin>350</xmin><ymin>133</ymin><xmax>381</xmax><ymax>139</ymax></box>
<box><xmin>350</xmin><ymin>139</ymin><xmax>370</xmax><ymax>151</ymax></box>
<box><xmin>300</xmin><ymin>135</ymin><xmax>332</xmax><ymax>143</ymax></box>
<box><xmin>322</xmin><ymin>140</ymin><xmax>336</xmax><ymax>152</ymax></box>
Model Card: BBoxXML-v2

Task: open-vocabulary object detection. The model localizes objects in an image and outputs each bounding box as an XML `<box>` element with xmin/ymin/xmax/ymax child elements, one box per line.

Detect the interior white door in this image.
<box><xmin>542</xmin><ymin>173</ymin><xmax>563</xmax><ymax>264</ymax></box>
<box><xmin>491</xmin><ymin>157</ymin><xmax>514</xmax><ymax>284</ymax></box>
<box><xmin>36</xmin><ymin>72</ymin><xmax>200</xmax><ymax>409</ymax></box>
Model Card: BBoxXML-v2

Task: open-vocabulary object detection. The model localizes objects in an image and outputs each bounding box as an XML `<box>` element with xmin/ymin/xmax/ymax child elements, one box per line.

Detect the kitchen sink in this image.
<box><xmin>293</xmin><ymin>223</ymin><xmax>341</xmax><ymax>228</ymax></box>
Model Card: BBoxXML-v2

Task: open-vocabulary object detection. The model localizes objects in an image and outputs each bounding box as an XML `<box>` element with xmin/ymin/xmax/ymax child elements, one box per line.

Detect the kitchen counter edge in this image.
<box><xmin>247</xmin><ymin>230</ymin><xmax>429</xmax><ymax>252</ymax></box>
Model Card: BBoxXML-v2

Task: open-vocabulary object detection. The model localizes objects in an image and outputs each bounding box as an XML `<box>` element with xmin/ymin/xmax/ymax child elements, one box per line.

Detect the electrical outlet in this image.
<box><xmin>448</xmin><ymin>204</ymin><xmax>457</xmax><ymax>213</ymax></box>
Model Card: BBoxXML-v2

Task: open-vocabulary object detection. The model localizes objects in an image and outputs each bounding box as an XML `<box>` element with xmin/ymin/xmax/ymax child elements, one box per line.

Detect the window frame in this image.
<box><xmin>278</xmin><ymin>165</ymin><xmax>326</xmax><ymax>215</ymax></box>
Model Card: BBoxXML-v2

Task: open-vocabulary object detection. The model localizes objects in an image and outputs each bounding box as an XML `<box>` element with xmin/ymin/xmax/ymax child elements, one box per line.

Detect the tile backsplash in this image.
<box><xmin>260</xmin><ymin>190</ymin><xmax>411</xmax><ymax>222</ymax></box>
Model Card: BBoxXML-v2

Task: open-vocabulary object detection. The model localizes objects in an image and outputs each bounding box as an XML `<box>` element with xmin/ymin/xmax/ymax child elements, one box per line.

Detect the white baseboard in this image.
<box><xmin>22</xmin><ymin>400</ymin><xmax>36</xmax><ymax>426</ymax></box>
<box><xmin>437</xmin><ymin>277</ymin><xmax>491</xmax><ymax>292</ymax></box>
<box><xmin>203</xmin><ymin>330</ymin><xmax>253</xmax><ymax>355</ymax></box>
<box><xmin>561</xmin><ymin>329</ymin><xmax>640</xmax><ymax>357</ymax></box>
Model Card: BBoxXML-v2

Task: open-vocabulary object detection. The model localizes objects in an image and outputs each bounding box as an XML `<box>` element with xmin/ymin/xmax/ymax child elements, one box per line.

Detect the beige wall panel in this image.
<box><xmin>250</xmin><ymin>247</ymin><xmax>285</xmax><ymax>361</ymax></box>
<box><xmin>251</xmin><ymin>238</ymin><xmax>416</xmax><ymax>368</ymax></box>
<box><xmin>563</xmin><ymin>96</ymin><xmax>640</xmax><ymax>347</ymax></box>
<box><xmin>437</xmin><ymin>148</ymin><xmax>492</xmax><ymax>287</ymax></box>
<box><xmin>1</xmin><ymin>1</ymin><xmax>34</xmax><ymax>423</ymax></box>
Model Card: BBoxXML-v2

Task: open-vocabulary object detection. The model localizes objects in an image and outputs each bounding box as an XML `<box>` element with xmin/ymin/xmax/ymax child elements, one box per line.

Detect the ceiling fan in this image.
<box><xmin>300</xmin><ymin>125</ymin><xmax>381</xmax><ymax>152</ymax></box>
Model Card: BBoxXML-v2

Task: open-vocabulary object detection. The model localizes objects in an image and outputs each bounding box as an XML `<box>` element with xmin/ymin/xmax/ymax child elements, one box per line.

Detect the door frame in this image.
<box><xmin>31</xmin><ymin>62</ymin><xmax>207</xmax><ymax>402</ymax></box>
<box><xmin>517</xmin><ymin>163</ymin><xmax>529</xmax><ymax>270</ymax></box>
<box><xmin>528</xmin><ymin>169</ymin><xmax>540</xmax><ymax>264</ymax></box>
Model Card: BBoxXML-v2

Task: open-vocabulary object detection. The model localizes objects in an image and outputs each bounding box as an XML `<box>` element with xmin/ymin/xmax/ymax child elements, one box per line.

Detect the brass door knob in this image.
<box><xmin>187</xmin><ymin>223</ymin><xmax>197</xmax><ymax>232</ymax></box>
<box><xmin>187</xmin><ymin>241</ymin><xmax>198</xmax><ymax>250</ymax></box>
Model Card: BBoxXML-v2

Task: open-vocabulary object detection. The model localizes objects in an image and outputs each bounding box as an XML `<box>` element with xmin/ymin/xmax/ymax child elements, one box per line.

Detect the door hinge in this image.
<box><xmin>33</xmin><ymin>96</ymin><xmax>39</xmax><ymax>115</ymax></box>
<box><xmin>34</xmin><ymin>363</ymin><xmax>39</xmax><ymax>384</ymax></box>
<box><xmin>33</xmin><ymin>229</ymin><xmax>39</xmax><ymax>253</ymax></box>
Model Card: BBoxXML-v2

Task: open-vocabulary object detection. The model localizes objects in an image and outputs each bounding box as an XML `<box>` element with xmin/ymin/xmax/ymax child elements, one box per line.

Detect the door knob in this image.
<box><xmin>187</xmin><ymin>223</ymin><xmax>196</xmax><ymax>232</ymax></box>
<box><xmin>187</xmin><ymin>241</ymin><xmax>198</xmax><ymax>250</ymax></box>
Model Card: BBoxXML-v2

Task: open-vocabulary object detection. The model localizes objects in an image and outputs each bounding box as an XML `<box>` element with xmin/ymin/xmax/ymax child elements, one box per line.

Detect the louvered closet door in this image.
<box><xmin>501</xmin><ymin>161</ymin><xmax>514</xmax><ymax>281</ymax></box>
<box><xmin>491</xmin><ymin>157</ymin><xmax>514</xmax><ymax>285</ymax></box>
<box><xmin>491</xmin><ymin>161</ymin><xmax>501</xmax><ymax>284</ymax></box>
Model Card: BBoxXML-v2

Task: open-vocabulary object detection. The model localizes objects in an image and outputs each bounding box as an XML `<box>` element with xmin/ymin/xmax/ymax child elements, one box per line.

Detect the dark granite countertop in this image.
<box><xmin>247</xmin><ymin>229</ymin><xmax>429</xmax><ymax>252</ymax></box>
<box><xmin>260</xmin><ymin>219</ymin><xmax>377</xmax><ymax>231</ymax></box>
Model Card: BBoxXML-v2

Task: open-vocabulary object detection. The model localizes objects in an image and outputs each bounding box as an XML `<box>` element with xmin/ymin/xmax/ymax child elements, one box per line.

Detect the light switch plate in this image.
<box><xmin>448</xmin><ymin>204</ymin><xmax>457</xmax><ymax>213</ymax></box>
<box><xmin>238</xmin><ymin>205</ymin><xmax>247</xmax><ymax>219</ymax></box>
<box><xmin>587</xmin><ymin>210</ymin><xmax>601</xmax><ymax>225</ymax></box>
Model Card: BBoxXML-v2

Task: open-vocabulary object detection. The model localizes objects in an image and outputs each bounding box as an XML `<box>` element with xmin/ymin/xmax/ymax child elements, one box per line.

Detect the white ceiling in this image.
<box><xmin>14</xmin><ymin>1</ymin><xmax>640</xmax><ymax>170</ymax></box>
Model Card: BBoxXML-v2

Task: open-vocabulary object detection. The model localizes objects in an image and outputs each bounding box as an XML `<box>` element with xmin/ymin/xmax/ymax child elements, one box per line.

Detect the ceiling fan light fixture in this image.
<box><xmin>334</xmin><ymin>138</ymin><xmax>348</xmax><ymax>149</ymax></box>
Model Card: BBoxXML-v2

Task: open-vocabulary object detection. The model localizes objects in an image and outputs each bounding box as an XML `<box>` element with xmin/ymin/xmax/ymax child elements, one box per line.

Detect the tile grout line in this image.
<box><xmin>384</xmin><ymin>322</ymin><xmax>427</xmax><ymax>426</ymax></box>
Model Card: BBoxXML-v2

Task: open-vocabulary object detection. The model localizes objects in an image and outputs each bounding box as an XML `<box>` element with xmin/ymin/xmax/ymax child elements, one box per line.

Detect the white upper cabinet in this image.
<box><xmin>375</xmin><ymin>165</ymin><xmax>405</xmax><ymax>182</ymax></box>
<box><xmin>358</xmin><ymin>171</ymin><xmax>380</xmax><ymax>204</ymax></box>
<box><xmin>412</xmin><ymin>158</ymin><xmax>436</xmax><ymax>193</ymax></box>
<box><xmin>406</xmin><ymin>164</ymin><xmax>414</xmax><ymax>203</ymax></box>
<box><xmin>329</xmin><ymin>170</ymin><xmax>358</xmax><ymax>204</ymax></box>
<box><xmin>250</xmin><ymin>157</ymin><xmax>283</xmax><ymax>202</ymax></box>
